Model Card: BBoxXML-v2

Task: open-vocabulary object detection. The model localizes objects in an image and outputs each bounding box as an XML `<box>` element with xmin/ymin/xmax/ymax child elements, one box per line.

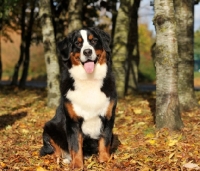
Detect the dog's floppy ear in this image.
<box><xmin>57</xmin><ymin>37</ymin><xmax>72</xmax><ymax>62</ymax></box>
<box><xmin>90</xmin><ymin>27</ymin><xmax>111</xmax><ymax>53</ymax></box>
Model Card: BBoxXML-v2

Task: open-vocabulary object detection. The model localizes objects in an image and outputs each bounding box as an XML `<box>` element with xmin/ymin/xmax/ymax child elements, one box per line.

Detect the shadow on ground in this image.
<box><xmin>0</xmin><ymin>112</ymin><xmax>27</xmax><ymax>130</ymax></box>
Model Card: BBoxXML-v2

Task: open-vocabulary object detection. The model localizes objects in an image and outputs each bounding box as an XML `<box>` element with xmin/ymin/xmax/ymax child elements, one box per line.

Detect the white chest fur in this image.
<box><xmin>66</xmin><ymin>63</ymin><xmax>110</xmax><ymax>139</ymax></box>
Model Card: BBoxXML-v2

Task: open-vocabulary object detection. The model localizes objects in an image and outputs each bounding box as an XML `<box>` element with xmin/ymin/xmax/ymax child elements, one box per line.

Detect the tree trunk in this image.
<box><xmin>0</xmin><ymin>0</ymin><xmax>3</xmax><ymax>80</ymax></box>
<box><xmin>39</xmin><ymin>0</ymin><xmax>61</xmax><ymax>108</ymax></box>
<box><xmin>153</xmin><ymin>0</ymin><xmax>183</xmax><ymax>130</ymax></box>
<box><xmin>11</xmin><ymin>0</ymin><xmax>26</xmax><ymax>86</ymax></box>
<box><xmin>175</xmin><ymin>0</ymin><xmax>199</xmax><ymax>112</ymax></box>
<box><xmin>0</xmin><ymin>29</ymin><xmax>2</xmax><ymax>81</ymax></box>
<box><xmin>112</xmin><ymin>0</ymin><xmax>140</xmax><ymax>98</ymax></box>
<box><xmin>19</xmin><ymin>0</ymin><xmax>36</xmax><ymax>88</ymax></box>
<box><xmin>125</xmin><ymin>0</ymin><xmax>140</xmax><ymax>95</ymax></box>
<box><xmin>110</xmin><ymin>1</ymin><xmax>118</xmax><ymax>49</ymax></box>
<box><xmin>67</xmin><ymin>0</ymin><xmax>83</xmax><ymax>33</ymax></box>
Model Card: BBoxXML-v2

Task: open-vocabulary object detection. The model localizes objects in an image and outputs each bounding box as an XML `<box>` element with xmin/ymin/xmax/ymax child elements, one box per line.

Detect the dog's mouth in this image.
<box><xmin>81</xmin><ymin>58</ymin><xmax>98</xmax><ymax>74</ymax></box>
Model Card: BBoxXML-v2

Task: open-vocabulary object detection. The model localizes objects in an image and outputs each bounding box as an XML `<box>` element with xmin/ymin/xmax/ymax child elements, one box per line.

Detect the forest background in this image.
<box><xmin>1</xmin><ymin>0</ymin><xmax>200</xmax><ymax>86</ymax></box>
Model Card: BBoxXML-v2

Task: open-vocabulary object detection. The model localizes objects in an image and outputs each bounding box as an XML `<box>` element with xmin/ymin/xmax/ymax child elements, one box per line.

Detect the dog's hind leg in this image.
<box><xmin>40</xmin><ymin>132</ymin><xmax>54</xmax><ymax>156</ymax></box>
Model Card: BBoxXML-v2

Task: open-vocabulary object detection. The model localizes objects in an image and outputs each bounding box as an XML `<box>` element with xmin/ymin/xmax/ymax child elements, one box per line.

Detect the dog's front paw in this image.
<box><xmin>98</xmin><ymin>152</ymin><xmax>110</xmax><ymax>163</ymax></box>
<box><xmin>70</xmin><ymin>159</ymin><xmax>83</xmax><ymax>169</ymax></box>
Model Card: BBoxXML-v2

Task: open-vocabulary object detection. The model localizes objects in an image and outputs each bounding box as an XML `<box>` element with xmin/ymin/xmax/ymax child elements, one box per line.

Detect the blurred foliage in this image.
<box><xmin>0</xmin><ymin>0</ymin><xmax>18</xmax><ymax>20</ymax></box>
<box><xmin>194</xmin><ymin>28</ymin><xmax>200</xmax><ymax>55</ymax></box>
<box><xmin>138</xmin><ymin>23</ymin><xmax>156</xmax><ymax>83</ymax></box>
<box><xmin>138</xmin><ymin>23</ymin><xmax>155</xmax><ymax>55</ymax></box>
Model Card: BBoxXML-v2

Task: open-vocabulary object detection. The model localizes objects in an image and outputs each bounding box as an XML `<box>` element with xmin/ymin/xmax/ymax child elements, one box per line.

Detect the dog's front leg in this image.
<box><xmin>98</xmin><ymin>136</ymin><xmax>111</xmax><ymax>163</ymax></box>
<box><xmin>98</xmin><ymin>100</ymin><xmax>116</xmax><ymax>163</ymax></box>
<box><xmin>69</xmin><ymin>132</ymin><xmax>83</xmax><ymax>169</ymax></box>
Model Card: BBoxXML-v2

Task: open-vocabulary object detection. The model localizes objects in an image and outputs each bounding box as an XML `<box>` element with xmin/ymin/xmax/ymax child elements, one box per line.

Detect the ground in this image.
<box><xmin>0</xmin><ymin>86</ymin><xmax>200</xmax><ymax>171</ymax></box>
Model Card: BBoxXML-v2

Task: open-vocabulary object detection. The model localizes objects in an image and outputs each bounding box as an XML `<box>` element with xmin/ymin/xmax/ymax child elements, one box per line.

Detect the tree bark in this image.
<box><xmin>0</xmin><ymin>0</ymin><xmax>4</xmax><ymax>80</ymax></box>
<box><xmin>67</xmin><ymin>0</ymin><xmax>83</xmax><ymax>33</ymax></box>
<box><xmin>154</xmin><ymin>0</ymin><xmax>183</xmax><ymax>130</ymax></box>
<box><xmin>112</xmin><ymin>0</ymin><xmax>140</xmax><ymax>97</ymax></box>
<box><xmin>19</xmin><ymin>0</ymin><xmax>36</xmax><ymax>88</ymax></box>
<box><xmin>11</xmin><ymin>0</ymin><xmax>26</xmax><ymax>85</ymax></box>
<box><xmin>125</xmin><ymin>0</ymin><xmax>140</xmax><ymax>95</ymax></box>
<box><xmin>175</xmin><ymin>0</ymin><xmax>199</xmax><ymax>112</ymax></box>
<box><xmin>0</xmin><ymin>28</ymin><xmax>2</xmax><ymax>81</ymax></box>
<box><xmin>39</xmin><ymin>0</ymin><xmax>61</xmax><ymax>108</ymax></box>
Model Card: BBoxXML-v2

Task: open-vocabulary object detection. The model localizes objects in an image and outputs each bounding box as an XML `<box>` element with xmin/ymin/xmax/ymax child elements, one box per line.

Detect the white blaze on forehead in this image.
<box><xmin>80</xmin><ymin>30</ymin><xmax>96</xmax><ymax>62</ymax></box>
<box><xmin>80</xmin><ymin>30</ymin><xmax>89</xmax><ymax>46</ymax></box>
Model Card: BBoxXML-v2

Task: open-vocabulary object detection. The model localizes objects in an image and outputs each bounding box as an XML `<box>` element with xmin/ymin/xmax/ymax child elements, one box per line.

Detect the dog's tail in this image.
<box><xmin>40</xmin><ymin>132</ymin><xmax>54</xmax><ymax>156</ymax></box>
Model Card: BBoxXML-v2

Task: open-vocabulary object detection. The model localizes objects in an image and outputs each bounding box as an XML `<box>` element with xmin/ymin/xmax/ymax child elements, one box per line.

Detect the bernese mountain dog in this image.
<box><xmin>40</xmin><ymin>27</ymin><xmax>117</xmax><ymax>169</ymax></box>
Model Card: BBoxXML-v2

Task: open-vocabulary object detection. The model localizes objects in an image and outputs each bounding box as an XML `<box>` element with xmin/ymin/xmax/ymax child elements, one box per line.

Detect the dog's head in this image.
<box><xmin>57</xmin><ymin>27</ymin><xmax>111</xmax><ymax>78</ymax></box>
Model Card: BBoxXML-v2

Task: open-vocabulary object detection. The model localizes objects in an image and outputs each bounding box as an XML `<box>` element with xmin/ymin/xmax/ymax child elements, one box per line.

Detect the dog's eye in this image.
<box><xmin>75</xmin><ymin>41</ymin><xmax>82</xmax><ymax>47</ymax></box>
<box><xmin>90</xmin><ymin>38</ymin><xmax>98</xmax><ymax>45</ymax></box>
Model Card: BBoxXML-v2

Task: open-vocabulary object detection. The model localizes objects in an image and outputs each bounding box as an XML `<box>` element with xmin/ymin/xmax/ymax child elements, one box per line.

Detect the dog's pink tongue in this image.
<box><xmin>84</xmin><ymin>62</ymin><xmax>95</xmax><ymax>73</ymax></box>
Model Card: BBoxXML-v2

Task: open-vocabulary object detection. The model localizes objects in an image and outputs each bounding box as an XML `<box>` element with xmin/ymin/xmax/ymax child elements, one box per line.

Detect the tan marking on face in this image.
<box><xmin>70</xmin><ymin>52</ymin><xmax>81</xmax><ymax>66</ymax></box>
<box><xmin>106</xmin><ymin>101</ymin><xmax>115</xmax><ymax>120</ymax></box>
<box><xmin>64</xmin><ymin>102</ymin><xmax>79</xmax><ymax>121</ymax></box>
<box><xmin>97</xmin><ymin>50</ymin><xmax>107</xmax><ymax>65</ymax></box>
<box><xmin>98</xmin><ymin>137</ymin><xmax>111</xmax><ymax>163</ymax></box>
<box><xmin>88</xmin><ymin>34</ymin><xmax>94</xmax><ymax>40</ymax></box>
<box><xmin>77</xmin><ymin>37</ymin><xmax>83</xmax><ymax>43</ymax></box>
<box><xmin>70</xmin><ymin>133</ymin><xmax>83</xmax><ymax>169</ymax></box>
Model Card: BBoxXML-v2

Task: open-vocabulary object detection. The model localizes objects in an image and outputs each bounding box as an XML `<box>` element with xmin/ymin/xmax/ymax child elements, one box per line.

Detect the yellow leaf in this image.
<box><xmin>168</xmin><ymin>139</ymin><xmax>178</xmax><ymax>146</ymax></box>
<box><xmin>37</xmin><ymin>167</ymin><xmax>48</xmax><ymax>171</ymax></box>
<box><xmin>147</xmin><ymin>139</ymin><xmax>156</xmax><ymax>145</ymax></box>
<box><xmin>87</xmin><ymin>161</ymin><xmax>96</xmax><ymax>169</ymax></box>
<box><xmin>145</xmin><ymin>133</ymin><xmax>154</xmax><ymax>138</ymax></box>
<box><xmin>134</xmin><ymin>108</ymin><xmax>142</xmax><ymax>114</ymax></box>
<box><xmin>21</xmin><ymin>129</ymin><xmax>29</xmax><ymax>134</ymax></box>
<box><xmin>138</xmin><ymin>122</ymin><xmax>146</xmax><ymax>126</ymax></box>
<box><xmin>1</xmin><ymin>162</ymin><xmax>7</xmax><ymax>168</ymax></box>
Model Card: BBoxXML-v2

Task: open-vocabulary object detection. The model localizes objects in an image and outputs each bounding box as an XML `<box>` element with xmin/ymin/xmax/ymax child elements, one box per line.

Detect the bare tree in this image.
<box><xmin>19</xmin><ymin>0</ymin><xmax>36</xmax><ymax>87</ymax></box>
<box><xmin>11</xmin><ymin>0</ymin><xmax>26</xmax><ymax>85</ymax></box>
<box><xmin>153</xmin><ymin>0</ymin><xmax>183</xmax><ymax>130</ymax></box>
<box><xmin>39</xmin><ymin>0</ymin><xmax>60</xmax><ymax>108</ymax></box>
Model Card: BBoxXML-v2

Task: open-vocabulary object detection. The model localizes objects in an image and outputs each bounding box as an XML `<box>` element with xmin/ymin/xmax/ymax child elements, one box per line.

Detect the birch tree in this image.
<box><xmin>112</xmin><ymin>0</ymin><xmax>140</xmax><ymax>97</ymax></box>
<box><xmin>39</xmin><ymin>0</ymin><xmax>60</xmax><ymax>108</ymax></box>
<box><xmin>153</xmin><ymin>0</ymin><xmax>183</xmax><ymax>130</ymax></box>
<box><xmin>175</xmin><ymin>0</ymin><xmax>199</xmax><ymax>112</ymax></box>
<box><xmin>67</xmin><ymin>0</ymin><xmax>83</xmax><ymax>33</ymax></box>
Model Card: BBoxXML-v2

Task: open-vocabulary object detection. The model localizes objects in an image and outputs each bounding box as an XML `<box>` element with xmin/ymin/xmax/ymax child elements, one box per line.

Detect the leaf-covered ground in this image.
<box><xmin>0</xmin><ymin>86</ymin><xmax>200</xmax><ymax>171</ymax></box>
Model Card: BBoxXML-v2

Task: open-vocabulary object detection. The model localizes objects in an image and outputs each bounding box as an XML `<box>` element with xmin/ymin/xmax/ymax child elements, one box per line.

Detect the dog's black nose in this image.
<box><xmin>83</xmin><ymin>49</ymin><xmax>92</xmax><ymax>57</ymax></box>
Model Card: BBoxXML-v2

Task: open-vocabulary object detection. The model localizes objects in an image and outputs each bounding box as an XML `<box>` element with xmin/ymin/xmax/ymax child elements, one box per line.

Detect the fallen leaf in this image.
<box><xmin>37</xmin><ymin>166</ymin><xmax>48</xmax><ymax>171</ymax></box>
<box><xmin>168</xmin><ymin>139</ymin><xmax>178</xmax><ymax>146</ymax></box>
<box><xmin>183</xmin><ymin>162</ymin><xmax>200</xmax><ymax>169</ymax></box>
